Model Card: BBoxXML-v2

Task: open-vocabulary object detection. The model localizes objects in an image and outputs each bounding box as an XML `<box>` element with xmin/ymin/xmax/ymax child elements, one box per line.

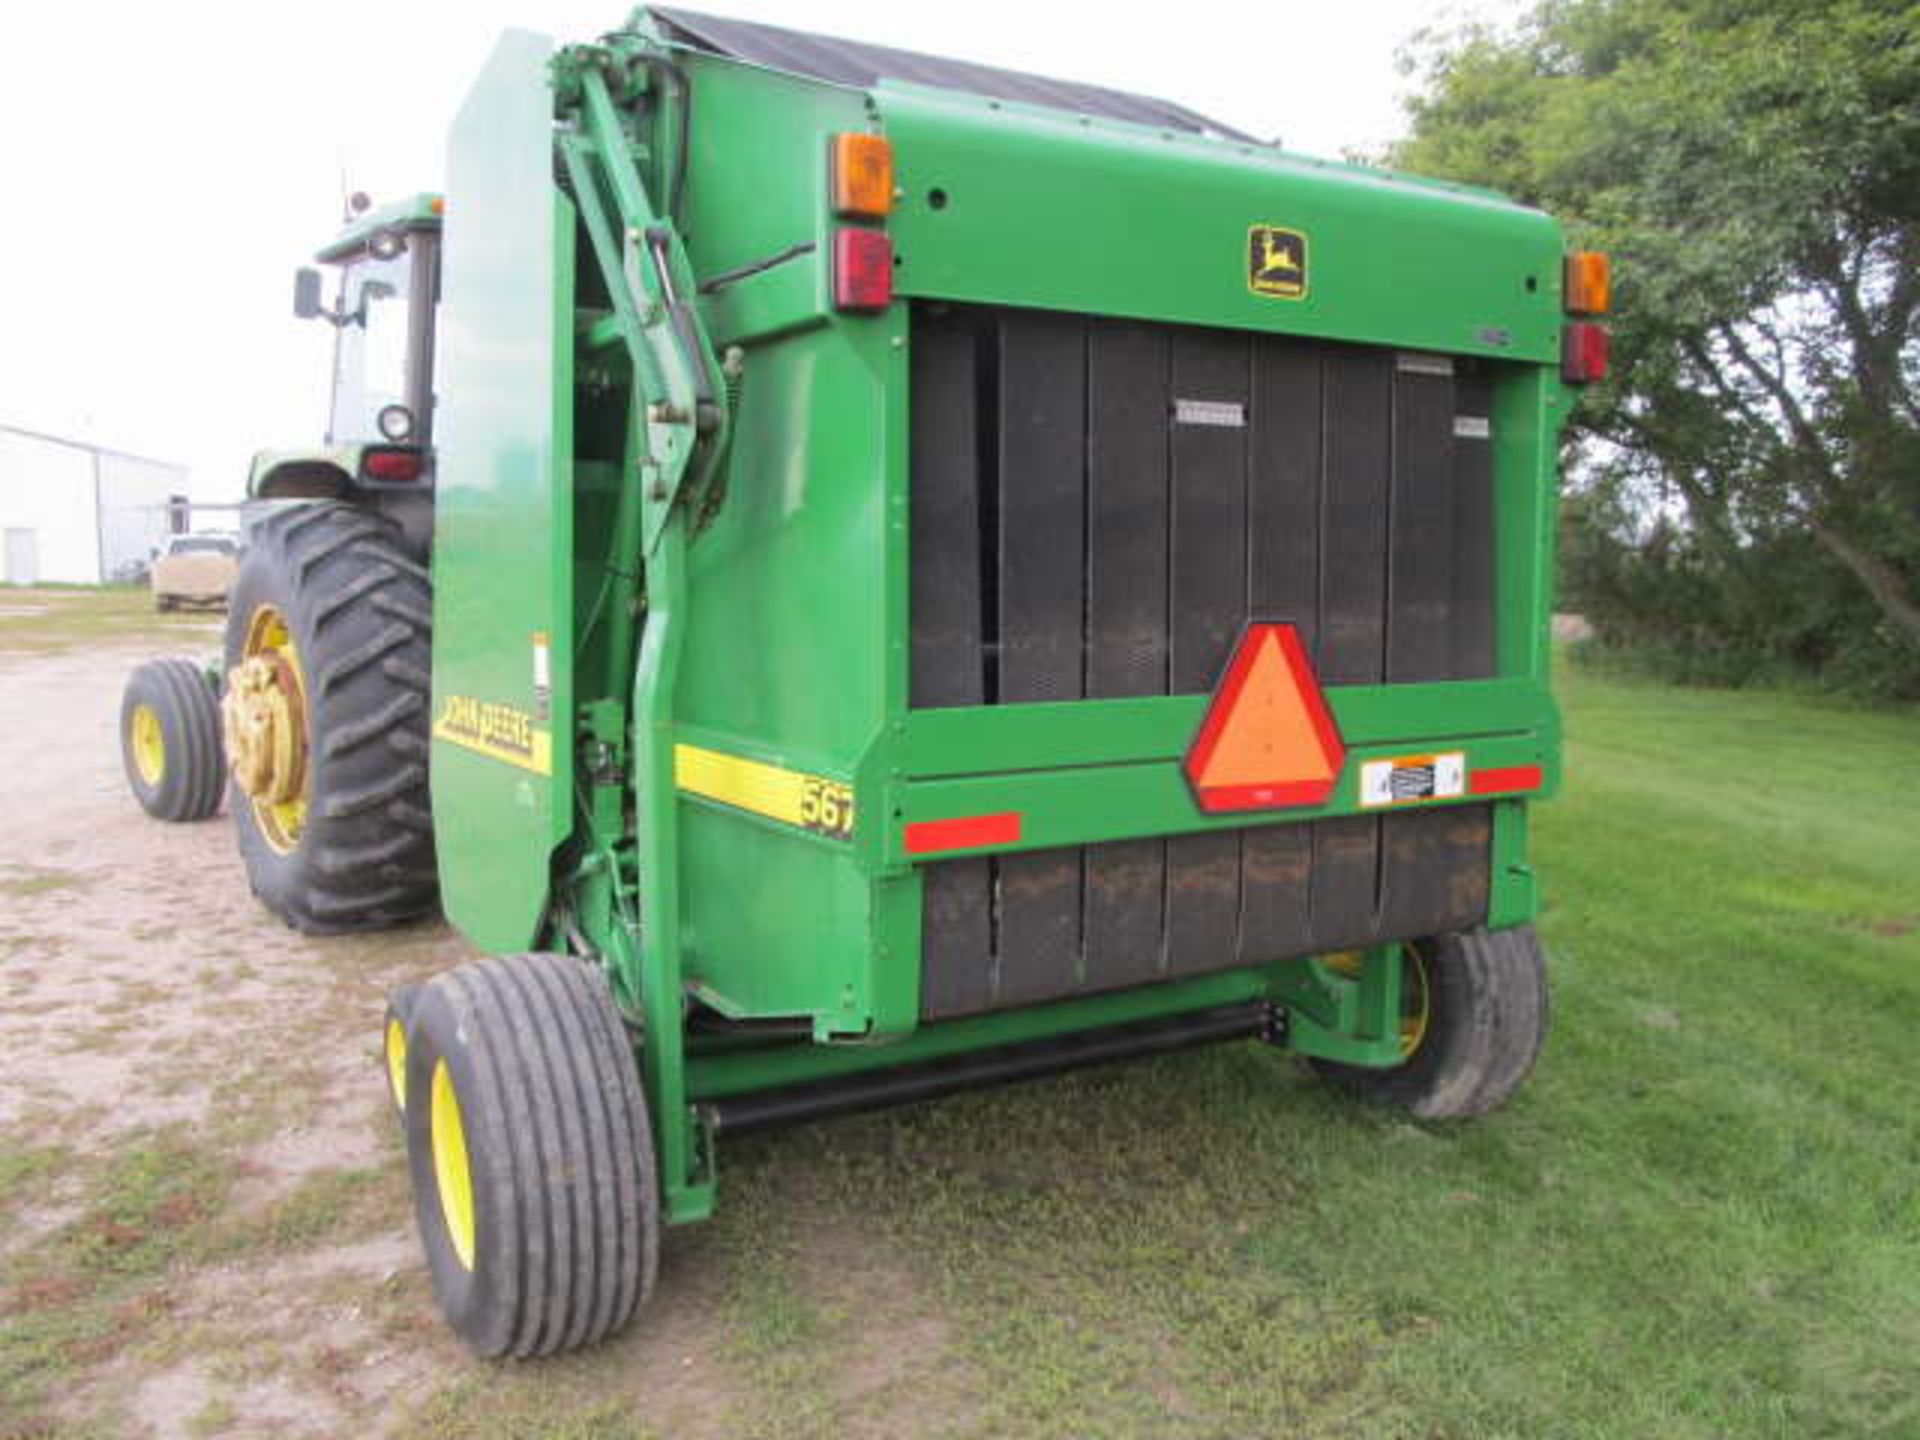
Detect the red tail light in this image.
<box><xmin>362</xmin><ymin>448</ymin><xmax>424</xmax><ymax>482</ymax></box>
<box><xmin>1562</xmin><ymin>322</ymin><xmax>1610</xmax><ymax>384</ymax></box>
<box><xmin>833</xmin><ymin>228</ymin><xmax>893</xmax><ymax>313</ymax></box>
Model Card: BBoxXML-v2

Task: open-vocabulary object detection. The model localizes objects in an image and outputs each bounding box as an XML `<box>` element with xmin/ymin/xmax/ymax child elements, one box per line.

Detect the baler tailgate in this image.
<box><xmin>906</xmin><ymin>302</ymin><xmax>1516</xmax><ymax>1018</ymax></box>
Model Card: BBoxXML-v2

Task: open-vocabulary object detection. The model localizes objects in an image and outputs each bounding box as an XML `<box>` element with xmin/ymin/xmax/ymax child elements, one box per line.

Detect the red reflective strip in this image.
<box><xmin>1193</xmin><ymin>776</ymin><xmax>1338</xmax><ymax>814</ymax></box>
<box><xmin>1470</xmin><ymin>765</ymin><xmax>1543</xmax><ymax>796</ymax></box>
<box><xmin>904</xmin><ymin>811</ymin><xmax>1022</xmax><ymax>856</ymax></box>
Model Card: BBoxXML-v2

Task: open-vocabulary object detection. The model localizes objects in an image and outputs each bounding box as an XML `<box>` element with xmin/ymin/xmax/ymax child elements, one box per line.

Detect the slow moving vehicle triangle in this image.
<box><xmin>1184</xmin><ymin>623</ymin><xmax>1345</xmax><ymax>813</ymax></box>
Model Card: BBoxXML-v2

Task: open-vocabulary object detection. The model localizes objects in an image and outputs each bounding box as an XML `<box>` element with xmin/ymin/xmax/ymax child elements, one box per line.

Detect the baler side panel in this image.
<box><xmin>664</xmin><ymin>57</ymin><xmax>910</xmax><ymax>1037</ymax></box>
<box><xmin>431</xmin><ymin>30</ymin><xmax>577</xmax><ymax>952</ymax></box>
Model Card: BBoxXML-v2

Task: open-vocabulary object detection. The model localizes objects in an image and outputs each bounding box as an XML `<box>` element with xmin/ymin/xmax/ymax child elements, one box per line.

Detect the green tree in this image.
<box><xmin>1396</xmin><ymin>0</ymin><xmax>1920</xmax><ymax>681</ymax></box>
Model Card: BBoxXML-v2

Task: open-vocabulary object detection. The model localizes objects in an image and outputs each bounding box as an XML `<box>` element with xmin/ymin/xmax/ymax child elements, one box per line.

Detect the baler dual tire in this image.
<box><xmin>402</xmin><ymin>953</ymin><xmax>660</xmax><ymax>1358</ymax></box>
<box><xmin>1313</xmin><ymin>925</ymin><xmax>1550</xmax><ymax>1120</ymax></box>
<box><xmin>120</xmin><ymin>659</ymin><xmax>224</xmax><ymax>822</ymax></box>
<box><xmin>225</xmin><ymin>502</ymin><xmax>437</xmax><ymax>934</ymax></box>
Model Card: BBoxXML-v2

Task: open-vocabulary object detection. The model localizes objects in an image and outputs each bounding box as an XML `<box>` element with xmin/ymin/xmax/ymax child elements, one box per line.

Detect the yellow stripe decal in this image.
<box><xmin>432</xmin><ymin>696</ymin><xmax>552</xmax><ymax>776</ymax></box>
<box><xmin>675</xmin><ymin>744</ymin><xmax>855</xmax><ymax>841</ymax></box>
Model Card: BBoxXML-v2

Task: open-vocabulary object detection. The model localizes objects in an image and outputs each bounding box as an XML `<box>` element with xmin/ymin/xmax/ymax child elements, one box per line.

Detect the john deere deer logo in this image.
<box><xmin>1248</xmin><ymin>225</ymin><xmax>1309</xmax><ymax>299</ymax></box>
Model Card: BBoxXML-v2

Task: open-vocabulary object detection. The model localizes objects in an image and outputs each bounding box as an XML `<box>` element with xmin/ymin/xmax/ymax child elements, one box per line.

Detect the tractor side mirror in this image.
<box><xmin>293</xmin><ymin>267</ymin><xmax>325</xmax><ymax>320</ymax></box>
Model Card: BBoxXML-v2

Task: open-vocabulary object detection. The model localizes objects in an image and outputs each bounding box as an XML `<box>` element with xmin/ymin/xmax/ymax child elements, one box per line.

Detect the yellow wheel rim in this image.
<box><xmin>1400</xmin><ymin>946</ymin><xmax>1433</xmax><ymax>1059</ymax></box>
<box><xmin>130</xmin><ymin>703</ymin><xmax>166</xmax><ymax>786</ymax></box>
<box><xmin>385</xmin><ymin>1018</ymin><xmax>409</xmax><ymax>1113</ymax></box>
<box><xmin>1319</xmin><ymin>946</ymin><xmax>1433</xmax><ymax>1060</ymax></box>
<box><xmin>431</xmin><ymin>1058</ymin><xmax>477</xmax><ymax>1271</ymax></box>
<box><xmin>224</xmin><ymin>604</ymin><xmax>310</xmax><ymax>854</ymax></box>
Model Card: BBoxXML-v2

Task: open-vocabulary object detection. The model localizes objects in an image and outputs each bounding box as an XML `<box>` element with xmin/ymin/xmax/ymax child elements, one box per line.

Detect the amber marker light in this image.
<box><xmin>831</xmin><ymin>133</ymin><xmax>895</xmax><ymax>219</ymax></box>
<box><xmin>1564</xmin><ymin>251</ymin><xmax>1611</xmax><ymax>316</ymax></box>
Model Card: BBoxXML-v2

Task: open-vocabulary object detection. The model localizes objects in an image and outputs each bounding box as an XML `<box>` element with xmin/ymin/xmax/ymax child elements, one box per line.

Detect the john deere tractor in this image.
<box><xmin>120</xmin><ymin>8</ymin><xmax>1605</xmax><ymax>1357</ymax></box>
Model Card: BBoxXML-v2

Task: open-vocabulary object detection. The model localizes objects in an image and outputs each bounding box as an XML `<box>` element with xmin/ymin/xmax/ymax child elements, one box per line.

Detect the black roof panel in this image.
<box><xmin>651</xmin><ymin>8</ymin><xmax>1256</xmax><ymax>142</ymax></box>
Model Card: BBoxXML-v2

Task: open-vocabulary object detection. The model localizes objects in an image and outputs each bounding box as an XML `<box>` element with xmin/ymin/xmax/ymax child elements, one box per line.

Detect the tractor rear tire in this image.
<box><xmin>121</xmin><ymin>659</ymin><xmax>224</xmax><ymax>822</ymax></box>
<box><xmin>1312</xmin><ymin>925</ymin><xmax>1550</xmax><ymax>1120</ymax></box>
<box><xmin>226</xmin><ymin>502</ymin><xmax>437</xmax><ymax>934</ymax></box>
<box><xmin>402</xmin><ymin>953</ymin><xmax>660</xmax><ymax>1358</ymax></box>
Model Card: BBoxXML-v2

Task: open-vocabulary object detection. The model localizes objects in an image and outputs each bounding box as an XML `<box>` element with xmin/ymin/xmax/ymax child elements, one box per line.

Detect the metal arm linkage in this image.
<box><xmin>553</xmin><ymin>36</ymin><xmax>732</xmax><ymax>1221</ymax></box>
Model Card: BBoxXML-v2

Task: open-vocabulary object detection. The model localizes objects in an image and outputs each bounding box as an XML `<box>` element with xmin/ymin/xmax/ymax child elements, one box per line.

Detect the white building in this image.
<box><xmin>0</xmin><ymin>424</ymin><xmax>189</xmax><ymax>585</ymax></box>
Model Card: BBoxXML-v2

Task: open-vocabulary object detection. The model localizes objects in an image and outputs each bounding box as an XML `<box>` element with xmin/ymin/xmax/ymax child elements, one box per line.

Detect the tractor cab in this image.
<box><xmin>292</xmin><ymin>194</ymin><xmax>442</xmax><ymax>454</ymax></box>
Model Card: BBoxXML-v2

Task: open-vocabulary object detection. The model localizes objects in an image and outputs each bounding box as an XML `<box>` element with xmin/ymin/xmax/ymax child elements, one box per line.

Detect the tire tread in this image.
<box><xmin>405</xmin><ymin>954</ymin><xmax>659</xmax><ymax>1358</ymax></box>
<box><xmin>224</xmin><ymin>500</ymin><xmax>436</xmax><ymax>934</ymax></box>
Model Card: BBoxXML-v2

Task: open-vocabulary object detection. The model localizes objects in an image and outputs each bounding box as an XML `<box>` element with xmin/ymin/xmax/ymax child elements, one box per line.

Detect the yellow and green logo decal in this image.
<box><xmin>674</xmin><ymin>744</ymin><xmax>854</xmax><ymax>841</ymax></box>
<box><xmin>1248</xmin><ymin>224</ymin><xmax>1309</xmax><ymax>299</ymax></box>
<box><xmin>433</xmin><ymin>694</ymin><xmax>553</xmax><ymax>776</ymax></box>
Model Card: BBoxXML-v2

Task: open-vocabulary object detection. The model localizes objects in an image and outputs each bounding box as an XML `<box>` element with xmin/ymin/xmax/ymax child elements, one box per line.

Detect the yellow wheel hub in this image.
<box><xmin>431</xmin><ymin>1059</ymin><xmax>477</xmax><ymax>1271</ymax></box>
<box><xmin>385</xmin><ymin>1018</ymin><xmax>409</xmax><ymax>1113</ymax></box>
<box><xmin>222</xmin><ymin>605</ymin><xmax>309</xmax><ymax>853</ymax></box>
<box><xmin>1400</xmin><ymin>947</ymin><xmax>1433</xmax><ymax>1059</ymax></box>
<box><xmin>1321</xmin><ymin>946</ymin><xmax>1433</xmax><ymax>1060</ymax></box>
<box><xmin>130</xmin><ymin>703</ymin><xmax>166</xmax><ymax>787</ymax></box>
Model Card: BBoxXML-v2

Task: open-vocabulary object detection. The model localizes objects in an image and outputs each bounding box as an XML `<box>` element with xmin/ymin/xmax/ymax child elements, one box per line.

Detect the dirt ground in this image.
<box><xmin>0</xmin><ymin>598</ymin><xmax>954</xmax><ymax>1439</ymax></box>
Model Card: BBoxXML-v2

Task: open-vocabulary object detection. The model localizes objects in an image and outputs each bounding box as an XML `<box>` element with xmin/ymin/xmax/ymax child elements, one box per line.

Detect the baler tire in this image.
<box><xmin>403</xmin><ymin>953</ymin><xmax>660</xmax><ymax>1358</ymax></box>
<box><xmin>1312</xmin><ymin>925</ymin><xmax>1550</xmax><ymax>1120</ymax></box>
<box><xmin>120</xmin><ymin>659</ymin><xmax>224</xmax><ymax>822</ymax></box>
<box><xmin>226</xmin><ymin>501</ymin><xmax>437</xmax><ymax>934</ymax></box>
<box><xmin>383</xmin><ymin>984</ymin><xmax>422</xmax><ymax>1117</ymax></box>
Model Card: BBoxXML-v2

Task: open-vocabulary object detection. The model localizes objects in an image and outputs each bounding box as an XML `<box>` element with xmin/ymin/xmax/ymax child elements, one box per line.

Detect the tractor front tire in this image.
<box><xmin>225</xmin><ymin>502</ymin><xmax>437</xmax><ymax>933</ymax></box>
<box><xmin>121</xmin><ymin>659</ymin><xmax>224</xmax><ymax>822</ymax></box>
<box><xmin>1312</xmin><ymin>925</ymin><xmax>1550</xmax><ymax>1120</ymax></box>
<box><xmin>403</xmin><ymin>953</ymin><xmax>660</xmax><ymax>1358</ymax></box>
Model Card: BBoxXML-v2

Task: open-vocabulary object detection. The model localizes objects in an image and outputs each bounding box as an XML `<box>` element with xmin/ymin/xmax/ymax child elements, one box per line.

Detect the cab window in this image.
<box><xmin>329</xmin><ymin>247</ymin><xmax>414</xmax><ymax>445</ymax></box>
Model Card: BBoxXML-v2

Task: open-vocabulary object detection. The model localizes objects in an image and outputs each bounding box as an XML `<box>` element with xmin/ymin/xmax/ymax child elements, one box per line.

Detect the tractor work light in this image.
<box><xmin>833</xmin><ymin>228</ymin><xmax>893</xmax><ymax>312</ymax></box>
<box><xmin>1562</xmin><ymin>321</ymin><xmax>1610</xmax><ymax>385</ymax></box>
<box><xmin>830</xmin><ymin>133</ymin><xmax>895</xmax><ymax>218</ymax></box>
<box><xmin>1563</xmin><ymin>251</ymin><xmax>1610</xmax><ymax>316</ymax></box>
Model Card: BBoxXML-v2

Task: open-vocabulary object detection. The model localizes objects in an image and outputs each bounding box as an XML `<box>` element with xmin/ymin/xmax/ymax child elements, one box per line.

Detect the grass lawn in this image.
<box><xmin>0</xmin><ymin>585</ymin><xmax>219</xmax><ymax>653</ymax></box>
<box><xmin>686</xmin><ymin>660</ymin><xmax>1920</xmax><ymax>1438</ymax></box>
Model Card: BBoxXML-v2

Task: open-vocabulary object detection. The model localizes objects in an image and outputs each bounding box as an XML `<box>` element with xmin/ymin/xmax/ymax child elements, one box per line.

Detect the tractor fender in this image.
<box><xmin>248</xmin><ymin>450</ymin><xmax>357</xmax><ymax>501</ymax></box>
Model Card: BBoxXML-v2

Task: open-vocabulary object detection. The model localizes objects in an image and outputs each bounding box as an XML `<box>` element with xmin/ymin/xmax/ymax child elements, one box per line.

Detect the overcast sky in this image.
<box><xmin>0</xmin><ymin>0</ymin><xmax>1515</xmax><ymax>503</ymax></box>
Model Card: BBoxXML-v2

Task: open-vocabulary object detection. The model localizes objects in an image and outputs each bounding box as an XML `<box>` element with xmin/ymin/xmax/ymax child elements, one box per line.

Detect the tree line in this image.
<box><xmin>1395</xmin><ymin>0</ymin><xmax>1919</xmax><ymax>699</ymax></box>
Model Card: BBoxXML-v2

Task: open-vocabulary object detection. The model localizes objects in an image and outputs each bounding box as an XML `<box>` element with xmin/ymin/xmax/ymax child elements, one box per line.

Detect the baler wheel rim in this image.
<box><xmin>1320</xmin><ymin>945</ymin><xmax>1433</xmax><ymax>1060</ymax></box>
<box><xmin>385</xmin><ymin>1018</ymin><xmax>410</xmax><ymax>1114</ymax></box>
<box><xmin>130</xmin><ymin>703</ymin><xmax>166</xmax><ymax>786</ymax></box>
<box><xmin>383</xmin><ymin>983</ymin><xmax>422</xmax><ymax>1117</ymax></box>
<box><xmin>431</xmin><ymin>1058</ymin><xmax>478</xmax><ymax>1271</ymax></box>
<box><xmin>1400</xmin><ymin>945</ymin><xmax>1432</xmax><ymax>1059</ymax></box>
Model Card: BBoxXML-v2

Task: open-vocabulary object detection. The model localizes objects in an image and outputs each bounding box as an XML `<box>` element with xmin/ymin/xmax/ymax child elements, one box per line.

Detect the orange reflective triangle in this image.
<box><xmin>1183</xmin><ymin>623</ymin><xmax>1345</xmax><ymax>813</ymax></box>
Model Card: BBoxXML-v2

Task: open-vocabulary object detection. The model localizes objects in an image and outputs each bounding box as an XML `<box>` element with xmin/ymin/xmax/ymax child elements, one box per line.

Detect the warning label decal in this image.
<box><xmin>1359</xmin><ymin>752</ymin><xmax>1466</xmax><ymax>808</ymax></box>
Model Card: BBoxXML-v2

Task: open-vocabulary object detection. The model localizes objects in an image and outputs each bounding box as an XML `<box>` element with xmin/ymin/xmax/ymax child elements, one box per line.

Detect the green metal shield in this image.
<box><xmin>430</xmin><ymin>29</ymin><xmax>576</xmax><ymax>949</ymax></box>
